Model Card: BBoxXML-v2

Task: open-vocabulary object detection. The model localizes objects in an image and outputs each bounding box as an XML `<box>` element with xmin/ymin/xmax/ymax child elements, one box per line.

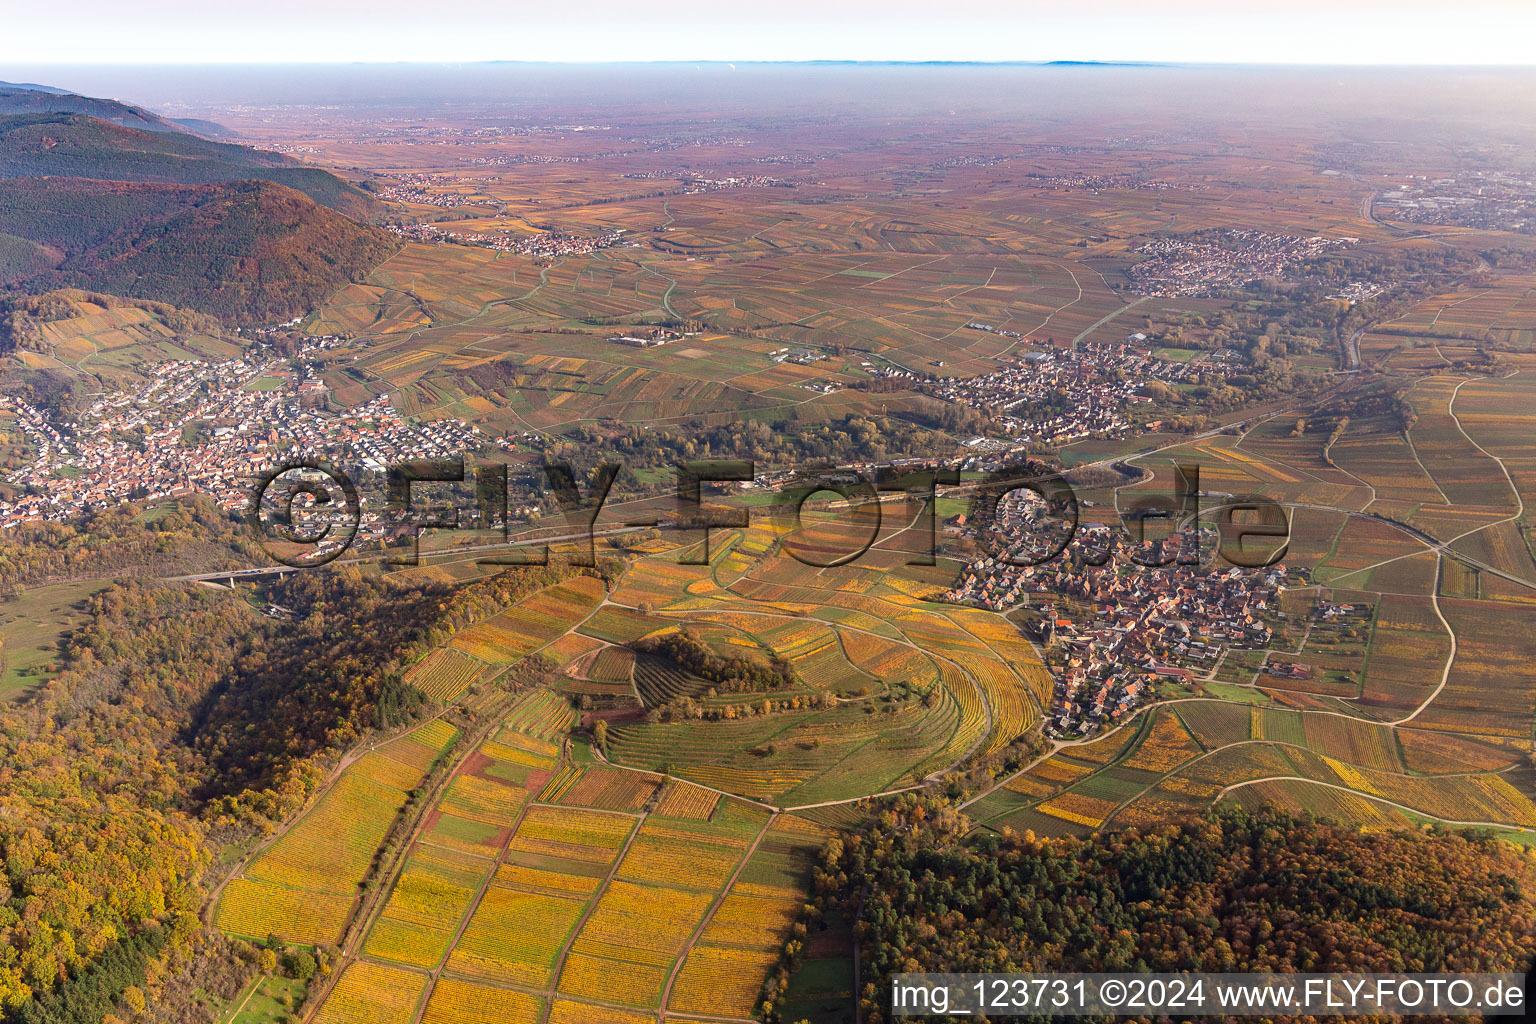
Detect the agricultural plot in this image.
<box><xmin>1409</xmin><ymin>598</ymin><xmax>1536</xmax><ymax>741</ymax></box>
<box><xmin>350</xmin><ymin>718</ymin><xmax>572</xmax><ymax>986</ymax></box>
<box><xmin>588</xmin><ymin>646</ymin><xmax>635</xmax><ymax>684</ymax></box>
<box><xmin>1328</xmin><ymin>419</ymin><xmax>1448</xmax><ymax>506</ymax></box>
<box><xmin>549</xmin><ymin>766</ymin><xmax>661</xmax><ymax>812</ymax></box>
<box><xmin>449</xmin><ymin>883</ymin><xmax>591</xmax><ymax>988</ymax></box>
<box><xmin>633</xmin><ymin>654</ymin><xmax>713</xmax><ymax>707</ymax></box>
<box><xmin>667</xmin><ymin>815</ymin><xmax>836</xmax><ymax>1020</ymax></box>
<box><xmin>363</xmin><ymin>842</ymin><xmax>490</xmax><ymax>969</ymax></box>
<box><xmin>615</xmin><ymin>815</ymin><xmax>756</xmax><ymax>892</ymax></box>
<box><xmin>579</xmin><ymin>606</ymin><xmax>672</xmax><ymax>644</ymax></box>
<box><xmin>1357</xmin><ymin>594</ymin><xmax>1451</xmax><ymax>718</ymax></box>
<box><xmin>608</xmin><ymin>692</ymin><xmax>961</xmax><ymax>805</ymax></box>
<box><xmin>653</xmin><ymin>781</ymin><xmax>721</xmax><ymax>820</ymax></box>
<box><xmin>1406</xmin><ymin>377</ymin><xmax>1521</xmax><ymax>514</ymax></box>
<box><xmin>312</xmin><ymin>961</ymin><xmax>428</xmax><ymax>1024</ymax></box>
<box><xmin>1224</xmin><ymin>778</ymin><xmax>1418</xmax><ymax>830</ymax></box>
<box><xmin>1313</xmin><ymin>517</ymin><xmax>1429</xmax><ymax>586</ymax></box>
<box><xmin>1120</xmin><ymin>711</ymin><xmax>1203</xmax><ymax>773</ymax></box>
<box><xmin>420</xmin><ymin>978</ymin><xmax>543</xmax><ymax>1024</ymax></box>
<box><xmin>502</xmin><ymin>690</ymin><xmax>577</xmax><ymax>740</ymax></box>
<box><xmin>405</xmin><ymin>648</ymin><xmax>495</xmax><ymax>702</ymax></box>
<box><xmin>1397</xmin><ymin>728</ymin><xmax>1519</xmax><ymax>774</ymax></box>
<box><xmin>557</xmin><ymin>802</ymin><xmax>771</xmax><ymax>1011</ymax></box>
<box><xmin>216</xmin><ymin>719</ymin><xmax>460</xmax><ymax>944</ymax></box>
<box><xmin>450</xmin><ymin>576</ymin><xmax>605</xmax><ymax>663</ymax></box>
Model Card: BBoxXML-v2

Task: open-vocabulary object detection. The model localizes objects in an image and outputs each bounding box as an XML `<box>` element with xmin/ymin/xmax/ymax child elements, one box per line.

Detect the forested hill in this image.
<box><xmin>0</xmin><ymin>176</ymin><xmax>396</xmax><ymax>322</ymax></box>
<box><xmin>0</xmin><ymin>112</ymin><xmax>380</xmax><ymax>219</ymax></box>
<box><xmin>791</xmin><ymin>798</ymin><xmax>1536</xmax><ymax>1024</ymax></box>
<box><xmin>0</xmin><ymin>84</ymin><xmax>189</xmax><ymax>135</ymax></box>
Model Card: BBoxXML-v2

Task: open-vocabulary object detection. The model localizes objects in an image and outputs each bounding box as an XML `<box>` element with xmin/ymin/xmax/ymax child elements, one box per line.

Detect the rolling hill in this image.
<box><xmin>0</xmin><ymin>93</ymin><xmax>396</xmax><ymax>323</ymax></box>
<box><xmin>0</xmin><ymin>176</ymin><xmax>396</xmax><ymax>323</ymax></box>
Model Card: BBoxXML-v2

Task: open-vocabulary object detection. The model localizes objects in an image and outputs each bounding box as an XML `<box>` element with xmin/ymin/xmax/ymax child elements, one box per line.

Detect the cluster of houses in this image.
<box><xmin>881</xmin><ymin>341</ymin><xmax>1199</xmax><ymax>444</ymax></box>
<box><xmin>769</xmin><ymin>347</ymin><xmax>826</xmax><ymax>365</ymax></box>
<box><xmin>965</xmin><ymin>322</ymin><xmax>1027</xmax><ymax>340</ymax></box>
<box><xmin>1130</xmin><ymin>230</ymin><xmax>1356</xmax><ymax>297</ymax></box>
<box><xmin>943</xmin><ymin>492</ymin><xmax>1286</xmax><ymax>735</ymax></box>
<box><xmin>373</xmin><ymin>173</ymin><xmax>487</xmax><ymax>209</ymax></box>
<box><xmin>608</xmin><ymin>326</ymin><xmax>682</xmax><ymax>348</ymax></box>
<box><xmin>623</xmin><ymin>170</ymin><xmax>792</xmax><ymax>192</ymax></box>
<box><xmin>1028</xmin><ymin>174</ymin><xmax>1205</xmax><ymax>192</ymax></box>
<box><xmin>385</xmin><ymin>222</ymin><xmax>630</xmax><ymax>259</ymax></box>
<box><xmin>0</xmin><ymin>353</ymin><xmax>483</xmax><ymax>537</ymax></box>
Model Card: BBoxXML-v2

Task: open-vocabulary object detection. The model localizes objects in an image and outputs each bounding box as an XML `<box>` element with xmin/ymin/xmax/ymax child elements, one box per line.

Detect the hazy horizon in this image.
<box><xmin>5</xmin><ymin>0</ymin><xmax>1535</xmax><ymax>66</ymax></box>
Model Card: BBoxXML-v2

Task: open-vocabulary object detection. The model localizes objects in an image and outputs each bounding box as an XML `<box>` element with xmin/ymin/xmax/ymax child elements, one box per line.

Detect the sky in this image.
<box><xmin>2</xmin><ymin>0</ymin><xmax>1534</xmax><ymax>65</ymax></box>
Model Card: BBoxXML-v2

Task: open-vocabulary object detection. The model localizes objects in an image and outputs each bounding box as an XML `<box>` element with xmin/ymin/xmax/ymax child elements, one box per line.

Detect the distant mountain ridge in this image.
<box><xmin>0</xmin><ymin>81</ymin><xmax>71</xmax><ymax>95</ymax></box>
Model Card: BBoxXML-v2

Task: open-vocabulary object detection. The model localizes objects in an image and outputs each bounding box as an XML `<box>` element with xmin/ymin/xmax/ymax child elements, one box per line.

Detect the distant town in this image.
<box><xmin>868</xmin><ymin>338</ymin><xmax>1200</xmax><ymax>444</ymax></box>
<box><xmin>1130</xmin><ymin>230</ymin><xmax>1355</xmax><ymax>296</ymax></box>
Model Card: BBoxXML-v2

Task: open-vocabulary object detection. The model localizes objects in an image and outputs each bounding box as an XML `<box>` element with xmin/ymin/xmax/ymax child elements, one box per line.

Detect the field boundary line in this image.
<box><xmin>536</xmin><ymin>810</ymin><xmax>650</xmax><ymax>1024</ymax></box>
<box><xmin>657</xmin><ymin>813</ymin><xmax>777</xmax><ymax>1022</ymax></box>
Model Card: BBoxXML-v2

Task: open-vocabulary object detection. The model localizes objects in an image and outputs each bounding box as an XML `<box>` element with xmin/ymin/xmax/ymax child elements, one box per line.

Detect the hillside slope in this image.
<box><xmin>0</xmin><ymin>112</ymin><xmax>380</xmax><ymax>219</ymax></box>
<box><xmin>0</xmin><ymin>83</ymin><xmax>188</xmax><ymax>133</ymax></box>
<box><xmin>0</xmin><ymin>176</ymin><xmax>396</xmax><ymax>322</ymax></box>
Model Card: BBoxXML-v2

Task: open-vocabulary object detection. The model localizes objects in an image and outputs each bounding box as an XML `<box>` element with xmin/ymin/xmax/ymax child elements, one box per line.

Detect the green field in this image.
<box><xmin>0</xmin><ymin>579</ymin><xmax>110</xmax><ymax>699</ymax></box>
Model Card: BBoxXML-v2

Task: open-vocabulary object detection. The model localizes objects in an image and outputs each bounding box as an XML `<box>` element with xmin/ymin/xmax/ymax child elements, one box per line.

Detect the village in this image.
<box><xmin>372</xmin><ymin>172</ymin><xmax>488</xmax><ymax>209</ymax></box>
<box><xmin>868</xmin><ymin>338</ymin><xmax>1202</xmax><ymax>444</ymax></box>
<box><xmin>384</xmin><ymin>222</ymin><xmax>630</xmax><ymax>259</ymax></box>
<box><xmin>943</xmin><ymin>490</ymin><xmax>1288</xmax><ymax>737</ymax></box>
<box><xmin>0</xmin><ymin>350</ymin><xmax>485</xmax><ymax>541</ymax></box>
<box><xmin>623</xmin><ymin>170</ymin><xmax>794</xmax><ymax>192</ymax></box>
<box><xmin>1129</xmin><ymin>229</ymin><xmax>1355</xmax><ymax>296</ymax></box>
<box><xmin>1028</xmin><ymin>173</ymin><xmax>1206</xmax><ymax>192</ymax></box>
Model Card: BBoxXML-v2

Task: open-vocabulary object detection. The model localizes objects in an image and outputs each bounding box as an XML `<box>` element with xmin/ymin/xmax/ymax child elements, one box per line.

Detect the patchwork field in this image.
<box><xmin>215</xmin><ymin>719</ymin><xmax>461</xmax><ymax>944</ymax></box>
<box><xmin>288</xmin><ymin>675</ymin><xmax>828</xmax><ymax>1024</ymax></box>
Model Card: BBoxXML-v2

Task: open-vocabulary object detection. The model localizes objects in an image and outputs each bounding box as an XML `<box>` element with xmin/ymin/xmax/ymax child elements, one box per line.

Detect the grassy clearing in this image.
<box><xmin>0</xmin><ymin>579</ymin><xmax>109</xmax><ymax>700</ymax></box>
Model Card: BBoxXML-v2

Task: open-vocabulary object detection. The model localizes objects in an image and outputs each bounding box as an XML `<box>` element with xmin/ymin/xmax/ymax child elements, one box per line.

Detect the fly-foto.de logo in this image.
<box><xmin>246</xmin><ymin>457</ymin><xmax>1291</xmax><ymax>572</ymax></box>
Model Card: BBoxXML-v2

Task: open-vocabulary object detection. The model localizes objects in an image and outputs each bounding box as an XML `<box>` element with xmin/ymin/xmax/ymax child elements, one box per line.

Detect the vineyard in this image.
<box><xmin>215</xmin><ymin>719</ymin><xmax>459</xmax><ymax>944</ymax></box>
<box><xmin>561</xmin><ymin>881</ymin><xmax>713</xmax><ymax>1008</ymax></box>
<box><xmin>450</xmin><ymin>577</ymin><xmax>605</xmax><ymax>662</ymax></box>
<box><xmin>633</xmin><ymin>654</ymin><xmax>713</xmax><ymax>707</ymax></box>
<box><xmin>420</xmin><ymin>978</ymin><xmax>543</xmax><ymax>1024</ymax></box>
<box><xmin>588</xmin><ymin>646</ymin><xmax>636</xmax><ymax>683</ymax></box>
<box><xmin>448</xmin><ymin>884</ymin><xmax>588</xmax><ymax>987</ymax></box>
<box><xmin>312</xmin><ymin>962</ymin><xmax>428</xmax><ymax>1024</ymax></box>
<box><xmin>405</xmin><ymin>648</ymin><xmax>494</xmax><ymax>701</ymax></box>
<box><xmin>553</xmin><ymin>766</ymin><xmax>662</xmax><ymax>811</ymax></box>
<box><xmin>654</xmin><ymin>780</ymin><xmax>721</xmax><ymax>820</ymax></box>
<box><xmin>503</xmin><ymin>690</ymin><xmax>576</xmax><ymax>739</ymax></box>
<box><xmin>1120</xmin><ymin>711</ymin><xmax>1202</xmax><ymax>773</ymax></box>
<box><xmin>363</xmin><ymin>843</ymin><xmax>489</xmax><ymax>969</ymax></box>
